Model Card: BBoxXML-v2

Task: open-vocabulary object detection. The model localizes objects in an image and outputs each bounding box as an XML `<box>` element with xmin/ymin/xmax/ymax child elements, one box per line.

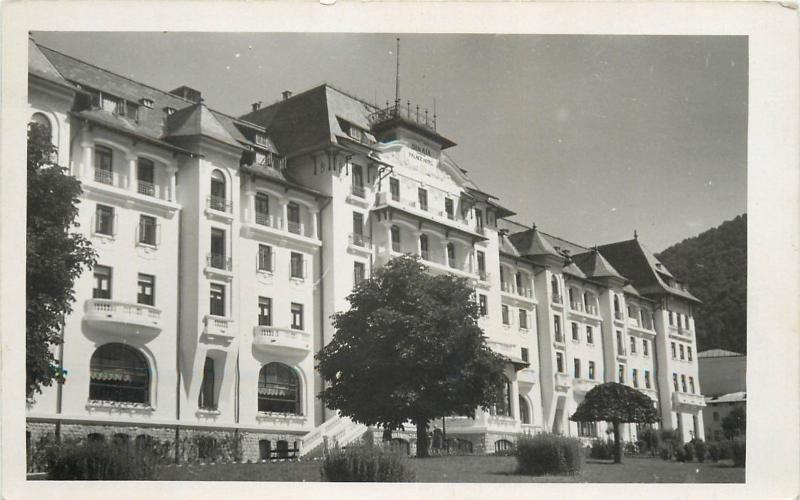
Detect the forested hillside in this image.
<box><xmin>657</xmin><ymin>214</ymin><xmax>747</xmax><ymax>354</ymax></box>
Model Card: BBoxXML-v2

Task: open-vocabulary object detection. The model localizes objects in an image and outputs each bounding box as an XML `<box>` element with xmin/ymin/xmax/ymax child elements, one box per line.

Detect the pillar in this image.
<box><xmin>310</xmin><ymin>209</ymin><xmax>319</xmax><ymax>239</ymax></box>
<box><xmin>80</xmin><ymin>140</ymin><xmax>93</xmax><ymax>180</ymax></box>
<box><xmin>166</xmin><ymin>165</ymin><xmax>178</xmax><ymax>202</ymax></box>
<box><xmin>279</xmin><ymin>198</ymin><xmax>288</xmax><ymax>230</ymax></box>
<box><xmin>126</xmin><ymin>154</ymin><xmax>137</xmax><ymax>192</ymax></box>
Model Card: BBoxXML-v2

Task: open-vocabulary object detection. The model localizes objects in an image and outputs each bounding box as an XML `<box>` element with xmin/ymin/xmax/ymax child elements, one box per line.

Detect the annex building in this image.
<box><xmin>26</xmin><ymin>38</ymin><xmax>706</xmax><ymax>462</ymax></box>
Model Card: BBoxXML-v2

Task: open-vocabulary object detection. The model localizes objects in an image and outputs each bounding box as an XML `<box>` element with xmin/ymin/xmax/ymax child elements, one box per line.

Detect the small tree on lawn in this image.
<box><xmin>27</xmin><ymin>123</ymin><xmax>96</xmax><ymax>397</ymax></box>
<box><xmin>569</xmin><ymin>382</ymin><xmax>658</xmax><ymax>464</ymax></box>
<box><xmin>316</xmin><ymin>254</ymin><xmax>508</xmax><ymax>457</ymax></box>
<box><xmin>721</xmin><ymin>405</ymin><xmax>746</xmax><ymax>439</ymax></box>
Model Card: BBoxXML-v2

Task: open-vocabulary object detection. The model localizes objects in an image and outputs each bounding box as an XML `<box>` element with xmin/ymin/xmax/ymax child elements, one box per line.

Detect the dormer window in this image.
<box><xmin>140</xmin><ymin>98</ymin><xmax>154</xmax><ymax>109</ymax></box>
<box><xmin>255</xmin><ymin>133</ymin><xmax>268</xmax><ymax>147</ymax></box>
<box><xmin>164</xmin><ymin>107</ymin><xmax>176</xmax><ymax>116</ymax></box>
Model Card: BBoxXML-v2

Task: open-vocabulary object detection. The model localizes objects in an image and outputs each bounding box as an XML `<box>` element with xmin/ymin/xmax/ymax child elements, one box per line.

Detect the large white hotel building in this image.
<box><xmin>26</xmin><ymin>38</ymin><xmax>706</xmax><ymax>461</ymax></box>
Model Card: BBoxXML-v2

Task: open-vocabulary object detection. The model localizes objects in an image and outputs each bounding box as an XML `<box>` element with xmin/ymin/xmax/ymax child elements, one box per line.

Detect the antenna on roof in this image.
<box><xmin>634</xmin><ymin>229</ymin><xmax>639</xmax><ymax>240</ymax></box>
<box><xmin>394</xmin><ymin>37</ymin><xmax>400</xmax><ymax>106</ymax></box>
<box><xmin>531</xmin><ymin>222</ymin><xmax>537</xmax><ymax>231</ymax></box>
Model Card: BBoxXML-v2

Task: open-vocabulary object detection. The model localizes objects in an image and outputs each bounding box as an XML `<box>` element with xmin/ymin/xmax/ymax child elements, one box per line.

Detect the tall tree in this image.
<box><xmin>657</xmin><ymin>215</ymin><xmax>747</xmax><ymax>354</ymax></box>
<box><xmin>316</xmin><ymin>254</ymin><xmax>508</xmax><ymax>457</ymax></box>
<box><xmin>569</xmin><ymin>382</ymin><xmax>658</xmax><ymax>463</ymax></box>
<box><xmin>26</xmin><ymin>123</ymin><xmax>96</xmax><ymax>397</ymax></box>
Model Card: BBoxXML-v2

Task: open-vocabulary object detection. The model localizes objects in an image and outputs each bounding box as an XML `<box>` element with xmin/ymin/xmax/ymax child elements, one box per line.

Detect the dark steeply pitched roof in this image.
<box><xmin>165</xmin><ymin>102</ymin><xmax>243</xmax><ymax>149</ymax></box>
<box><xmin>562</xmin><ymin>261</ymin><xmax>587</xmax><ymax>279</ymax></box>
<box><xmin>29</xmin><ymin>38</ymin><xmax>74</xmax><ymax>89</ymax></box>
<box><xmin>509</xmin><ymin>228</ymin><xmax>561</xmax><ymax>258</ymax></box>
<box><xmin>498</xmin><ymin>232</ymin><xmax>520</xmax><ymax>257</ymax></box>
<box><xmin>572</xmin><ymin>249</ymin><xmax>626</xmax><ymax>281</ymax></box>
<box><xmin>597</xmin><ymin>238</ymin><xmax>700</xmax><ymax>302</ymax></box>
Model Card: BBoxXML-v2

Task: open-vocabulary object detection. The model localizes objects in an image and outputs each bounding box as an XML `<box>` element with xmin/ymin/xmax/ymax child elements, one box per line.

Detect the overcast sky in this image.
<box><xmin>33</xmin><ymin>32</ymin><xmax>747</xmax><ymax>251</ymax></box>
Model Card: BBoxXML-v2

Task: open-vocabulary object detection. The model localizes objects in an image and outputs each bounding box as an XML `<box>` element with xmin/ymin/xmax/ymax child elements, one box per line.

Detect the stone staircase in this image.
<box><xmin>300</xmin><ymin>413</ymin><xmax>369</xmax><ymax>457</ymax></box>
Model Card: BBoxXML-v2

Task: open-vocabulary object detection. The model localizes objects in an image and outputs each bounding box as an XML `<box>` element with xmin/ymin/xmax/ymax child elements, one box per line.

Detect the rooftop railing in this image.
<box><xmin>367</xmin><ymin>100</ymin><xmax>437</xmax><ymax>132</ymax></box>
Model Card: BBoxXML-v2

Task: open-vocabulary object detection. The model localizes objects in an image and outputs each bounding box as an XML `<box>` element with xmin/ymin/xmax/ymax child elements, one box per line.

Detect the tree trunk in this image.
<box><xmin>415</xmin><ymin>418</ymin><xmax>430</xmax><ymax>458</ymax></box>
<box><xmin>613</xmin><ymin>420</ymin><xmax>623</xmax><ymax>464</ymax></box>
<box><xmin>382</xmin><ymin>427</ymin><xmax>393</xmax><ymax>442</ymax></box>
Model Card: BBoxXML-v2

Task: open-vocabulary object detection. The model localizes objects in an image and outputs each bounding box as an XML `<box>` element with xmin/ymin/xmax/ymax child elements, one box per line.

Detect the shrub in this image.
<box><xmin>682</xmin><ymin>442</ymin><xmax>695</xmax><ymax>462</ymax></box>
<box><xmin>45</xmin><ymin>440</ymin><xmax>159</xmax><ymax>480</ymax></box>
<box><xmin>590</xmin><ymin>439</ymin><xmax>614</xmax><ymax>460</ymax></box>
<box><xmin>731</xmin><ymin>438</ymin><xmax>746</xmax><ymax>467</ymax></box>
<box><xmin>637</xmin><ymin>427</ymin><xmax>660</xmax><ymax>456</ymax></box>
<box><xmin>320</xmin><ymin>444</ymin><xmax>415</xmax><ymax>482</ymax></box>
<box><xmin>674</xmin><ymin>445</ymin><xmax>687</xmax><ymax>462</ymax></box>
<box><xmin>718</xmin><ymin>439</ymin><xmax>733</xmax><ymax>460</ymax></box>
<box><xmin>692</xmin><ymin>439</ymin><xmax>707</xmax><ymax>463</ymax></box>
<box><xmin>707</xmin><ymin>442</ymin><xmax>720</xmax><ymax>462</ymax></box>
<box><xmin>515</xmin><ymin>434</ymin><xmax>584</xmax><ymax>476</ymax></box>
<box><xmin>624</xmin><ymin>441</ymin><xmax>639</xmax><ymax>455</ymax></box>
<box><xmin>658</xmin><ymin>443</ymin><xmax>673</xmax><ymax>461</ymax></box>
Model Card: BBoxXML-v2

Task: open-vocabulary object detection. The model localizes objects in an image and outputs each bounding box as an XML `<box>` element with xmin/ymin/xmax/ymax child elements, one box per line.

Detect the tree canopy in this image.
<box><xmin>27</xmin><ymin>123</ymin><xmax>96</xmax><ymax>397</ymax></box>
<box><xmin>722</xmin><ymin>405</ymin><xmax>746</xmax><ymax>439</ymax></box>
<box><xmin>570</xmin><ymin>382</ymin><xmax>658</xmax><ymax>463</ymax></box>
<box><xmin>657</xmin><ymin>214</ymin><xmax>747</xmax><ymax>354</ymax></box>
<box><xmin>316</xmin><ymin>254</ymin><xmax>508</xmax><ymax>457</ymax></box>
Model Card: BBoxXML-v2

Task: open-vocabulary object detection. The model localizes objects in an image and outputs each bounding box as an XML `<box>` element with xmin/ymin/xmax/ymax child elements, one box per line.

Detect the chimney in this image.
<box><xmin>281</xmin><ymin>90</ymin><xmax>293</xmax><ymax>101</ymax></box>
<box><xmin>251</xmin><ymin>101</ymin><xmax>262</xmax><ymax>112</ymax></box>
<box><xmin>169</xmin><ymin>85</ymin><xmax>202</xmax><ymax>103</ymax></box>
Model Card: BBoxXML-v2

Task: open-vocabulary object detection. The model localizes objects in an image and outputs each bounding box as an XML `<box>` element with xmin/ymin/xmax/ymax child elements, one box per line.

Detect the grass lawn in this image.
<box><xmin>155</xmin><ymin>455</ymin><xmax>744</xmax><ymax>483</ymax></box>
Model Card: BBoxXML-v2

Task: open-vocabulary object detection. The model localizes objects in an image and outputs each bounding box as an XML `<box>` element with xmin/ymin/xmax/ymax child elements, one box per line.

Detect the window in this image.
<box><xmin>519</xmin><ymin>396</ymin><xmax>531</xmax><ymax>424</ymax></box>
<box><xmin>209</xmin><ymin>283</ymin><xmax>225</xmax><ymax>316</ymax></box>
<box><xmin>352</xmin><ymin>212</ymin><xmax>364</xmax><ymax>235</ymax></box>
<box><xmin>258</xmin><ymin>363</ymin><xmax>300</xmax><ymax>414</ymax></box>
<box><xmin>551</xmin><ymin>275</ymin><xmax>560</xmax><ymax>300</ymax></box>
<box><xmin>632</xmin><ymin>368</ymin><xmax>639</xmax><ymax>388</ymax></box>
<box><xmin>290</xmin><ymin>252</ymin><xmax>304</xmax><ymax>279</ymax></box>
<box><xmin>353</xmin><ymin>261</ymin><xmax>366</xmax><ymax>285</ymax></box>
<box><xmin>515</xmin><ymin>272</ymin><xmax>523</xmax><ymax>293</ymax></box>
<box><xmin>259</xmin><ymin>440</ymin><xmax>272</xmax><ymax>460</ymax></box>
<box><xmin>519</xmin><ymin>309</ymin><xmax>528</xmax><ymax>329</ymax></box>
<box><xmin>93</xmin><ymin>266</ymin><xmax>112</xmax><ymax>299</ymax></box>
<box><xmin>209</xmin><ymin>229</ymin><xmax>226</xmax><ymax>269</ymax></box>
<box><xmin>444</xmin><ymin>198</ymin><xmax>454</xmax><ymax>219</ymax></box>
<box><xmin>616</xmin><ymin>330</ymin><xmax>624</xmax><ymax>355</ymax></box>
<box><xmin>521</xmin><ymin>348</ymin><xmax>529</xmax><ymax>363</ymax></box>
<box><xmin>501</xmin><ymin>305</ymin><xmax>510</xmax><ymax>325</ymax></box>
<box><xmin>95</xmin><ymin>204</ymin><xmax>115</xmax><ymax>236</ymax></box>
<box><xmin>578</xmin><ymin>421</ymin><xmax>597</xmax><ymax>438</ymax></box>
<box><xmin>671</xmin><ymin>342</ymin><xmax>677</xmax><ymax>359</ymax></box>
<box><xmin>137</xmin><ymin>274</ymin><xmax>155</xmax><ymax>306</ymax></box>
<box><xmin>630</xmin><ymin>336</ymin><xmax>637</xmax><ymax>354</ymax></box>
<box><xmin>554</xmin><ymin>316</ymin><xmax>562</xmax><ymax>342</ymax></box>
<box><xmin>209</xmin><ymin>170</ymin><xmax>227</xmax><ymax>211</ymax></box>
<box><xmin>499</xmin><ymin>267</ymin><xmax>506</xmax><ymax>286</ymax></box>
<box><xmin>446</xmin><ymin>242</ymin><xmax>456</xmax><ymax>268</ymax></box>
<box><xmin>258</xmin><ymin>297</ymin><xmax>272</xmax><ymax>326</ymax></box>
<box><xmin>613</xmin><ymin>295</ymin><xmax>621</xmax><ymax>318</ymax></box>
<box><xmin>389</xmin><ymin>177</ymin><xmax>400</xmax><ymax>201</ymax></box>
<box><xmin>672</xmin><ymin>373</ymin><xmax>679</xmax><ymax>391</ymax></box>
<box><xmin>137</xmin><ymin>158</ymin><xmax>155</xmax><ymax>196</ymax></box>
<box><xmin>94</xmin><ymin>145</ymin><xmax>113</xmax><ymax>184</ymax></box>
<box><xmin>676</xmin><ymin>312</ymin><xmax>682</xmax><ymax>328</ymax></box>
<box><xmin>669</xmin><ymin>311</ymin><xmax>675</xmax><ymax>326</ymax></box>
<box><xmin>556</xmin><ymin>352</ymin><xmax>565</xmax><ymax>373</ymax></box>
<box><xmin>644</xmin><ymin>370</ymin><xmax>652</xmax><ymax>388</ymax></box>
<box><xmin>687</xmin><ymin>346</ymin><xmax>693</xmax><ymax>361</ymax></box>
<box><xmin>89</xmin><ymin>343</ymin><xmax>150</xmax><ymax>404</ymax></box>
<box><xmin>419</xmin><ymin>234</ymin><xmax>429</xmax><ymax>260</ymax></box>
<box><xmin>30</xmin><ymin>113</ymin><xmax>52</xmax><ymax>143</ymax></box>
<box><xmin>679</xmin><ymin>344</ymin><xmax>685</xmax><ymax>360</ymax></box>
<box><xmin>586</xmin><ymin>325</ymin><xmax>594</xmax><ymax>344</ymax></box>
<box><xmin>689</xmin><ymin>377</ymin><xmax>695</xmax><ymax>394</ymax></box>
<box><xmin>255</xmin><ymin>193</ymin><xmax>270</xmax><ymax>225</ymax></box>
<box><xmin>568</xmin><ymin>288</ymin><xmax>575</xmax><ymax>306</ymax></box>
<box><xmin>475</xmin><ymin>208</ymin><xmax>483</xmax><ymax>230</ymax></box>
<box><xmin>618</xmin><ymin>364</ymin><xmax>625</xmax><ymax>383</ymax></box>
<box><xmin>198</xmin><ymin>357</ymin><xmax>216</xmax><ymax>410</ymax></box>
<box><xmin>477</xmin><ymin>250</ymin><xmax>486</xmax><ymax>278</ymax></box>
<box><xmin>684</xmin><ymin>315</ymin><xmax>690</xmax><ymax>329</ymax></box>
<box><xmin>574</xmin><ymin>358</ymin><xmax>581</xmax><ymax>378</ymax></box>
<box><xmin>588</xmin><ymin>361</ymin><xmax>595</xmax><ymax>380</ymax></box>
<box><xmin>138</xmin><ymin>215</ymin><xmax>157</xmax><ymax>245</ymax></box>
<box><xmin>352</xmin><ymin>164</ymin><xmax>364</xmax><ymax>193</ymax></box>
<box><xmin>287</xmin><ymin>202</ymin><xmax>301</xmax><ymax>234</ymax></box>
<box><xmin>643</xmin><ymin>339</ymin><xmax>649</xmax><ymax>356</ymax></box>
<box><xmin>258</xmin><ymin>244</ymin><xmax>273</xmax><ymax>272</ymax></box>
<box><xmin>291</xmin><ymin>303</ymin><xmax>304</xmax><ymax>330</ymax></box>
<box><xmin>571</xmin><ymin>322</ymin><xmax>579</xmax><ymax>341</ymax></box>
<box><xmin>390</xmin><ymin>225</ymin><xmax>401</xmax><ymax>252</ymax></box>
<box><xmin>495</xmin><ymin>439</ymin><xmax>513</xmax><ymax>452</ymax></box>
<box><xmin>492</xmin><ymin>378</ymin><xmax>511</xmax><ymax>417</ymax></box>
<box><xmin>479</xmin><ymin>294</ymin><xmax>488</xmax><ymax>316</ymax></box>
<box><xmin>681</xmin><ymin>375</ymin><xmax>687</xmax><ymax>393</ymax></box>
<box><xmin>418</xmin><ymin>187</ymin><xmax>428</xmax><ymax>211</ymax></box>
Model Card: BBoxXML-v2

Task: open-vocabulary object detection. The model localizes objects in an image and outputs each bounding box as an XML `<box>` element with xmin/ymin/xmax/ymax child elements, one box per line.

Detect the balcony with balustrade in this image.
<box><xmin>554</xmin><ymin>372</ymin><xmax>572</xmax><ymax>391</ymax></box>
<box><xmin>568</xmin><ymin>300</ymin><xmax>601</xmax><ymax>320</ymax></box>
<box><xmin>252</xmin><ymin>326</ymin><xmax>312</xmax><ymax>361</ymax></box>
<box><xmin>373</xmin><ymin>192</ymin><xmax>485</xmax><ymax>240</ymax></box>
<box><xmin>672</xmin><ymin>391</ymin><xmax>706</xmax><ymax>409</ymax></box>
<box><xmin>202</xmin><ymin>315</ymin><xmax>235</xmax><ymax>342</ymax></box>
<box><xmin>205</xmin><ymin>253</ymin><xmax>233</xmax><ymax>280</ymax></box>
<box><xmin>84</xmin><ymin>299</ymin><xmax>162</xmax><ymax>339</ymax></box>
<box><xmin>347</xmin><ymin>232</ymin><xmax>372</xmax><ymax>255</ymax></box>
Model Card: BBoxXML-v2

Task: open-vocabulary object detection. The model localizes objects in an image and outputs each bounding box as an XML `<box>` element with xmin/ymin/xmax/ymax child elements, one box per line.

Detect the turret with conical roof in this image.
<box><xmin>508</xmin><ymin>223</ymin><xmax>564</xmax><ymax>267</ymax></box>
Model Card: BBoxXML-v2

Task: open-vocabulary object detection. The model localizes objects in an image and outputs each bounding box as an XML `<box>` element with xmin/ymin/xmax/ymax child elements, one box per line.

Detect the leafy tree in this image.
<box><xmin>657</xmin><ymin>215</ymin><xmax>747</xmax><ymax>354</ymax></box>
<box><xmin>26</xmin><ymin>123</ymin><xmax>96</xmax><ymax>397</ymax></box>
<box><xmin>316</xmin><ymin>254</ymin><xmax>508</xmax><ymax>457</ymax></box>
<box><xmin>569</xmin><ymin>382</ymin><xmax>658</xmax><ymax>463</ymax></box>
<box><xmin>721</xmin><ymin>405</ymin><xmax>746</xmax><ymax>439</ymax></box>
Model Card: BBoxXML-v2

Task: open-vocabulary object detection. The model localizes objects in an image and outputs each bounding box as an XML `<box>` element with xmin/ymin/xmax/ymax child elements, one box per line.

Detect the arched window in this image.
<box><xmin>258</xmin><ymin>363</ymin><xmax>300</xmax><ymax>415</ymax></box>
<box><xmin>551</xmin><ymin>275</ymin><xmax>559</xmax><ymax>297</ymax></box>
<box><xmin>30</xmin><ymin>113</ymin><xmax>52</xmax><ymax>143</ymax></box>
<box><xmin>519</xmin><ymin>395</ymin><xmax>531</xmax><ymax>424</ymax></box>
<box><xmin>259</xmin><ymin>439</ymin><xmax>272</xmax><ymax>460</ymax></box>
<box><xmin>135</xmin><ymin>435</ymin><xmax>154</xmax><ymax>450</ymax></box>
<box><xmin>209</xmin><ymin>169</ymin><xmax>226</xmax><ymax>211</ymax></box>
<box><xmin>198</xmin><ymin>357</ymin><xmax>216</xmax><ymax>410</ymax></box>
<box><xmin>112</xmin><ymin>433</ymin><xmax>130</xmax><ymax>447</ymax></box>
<box><xmin>492</xmin><ymin>377</ymin><xmax>512</xmax><ymax>417</ymax></box>
<box><xmin>89</xmin><ymin>343</ymin><xmax>150</xmax><ymax>404</ymax></box>
<box><xmin>446</xmin><ymin>242</ymin><xmax>456</xmax><ymax>268</ymax></box>
<box><xmin>390</xmin><ymin>225</ymin><xmax>401</xmax><ymax>252</ymax></box>
<box><xmin>419</xmin><ymin>234</ymin><xmax>429</xmax><ymax>260</ymax></box>
<box><xmin>614</xmin><ymin>295</ymin><xmax>621</xmax><ymax>315</ymax></box>
<box><xmin>494</xmin><ymin>439</ymin><xmax>514</xmax><ymax>453</ymax></box>
<box><xmin>87</xmin><ymin>433</ymin><xmax>105</xmax><ymax>443</ymax></box>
